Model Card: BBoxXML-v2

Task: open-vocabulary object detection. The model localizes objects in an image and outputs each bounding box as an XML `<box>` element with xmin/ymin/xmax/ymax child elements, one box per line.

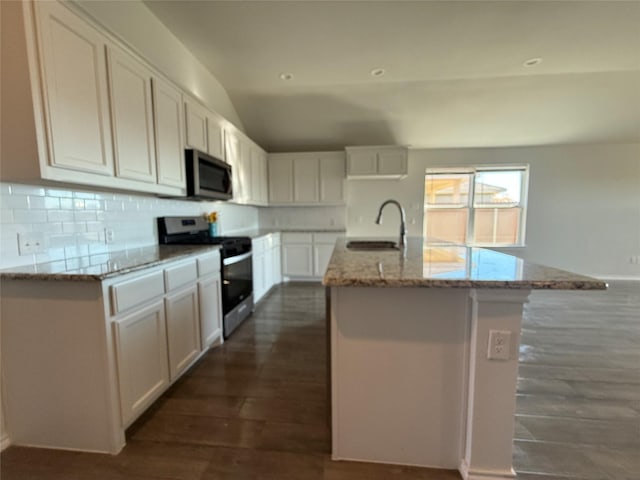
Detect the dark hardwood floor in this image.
<box><xmin>1</xmin><ymin>281</ymin><xmax>638</xmax><ymax>479</ymax></box>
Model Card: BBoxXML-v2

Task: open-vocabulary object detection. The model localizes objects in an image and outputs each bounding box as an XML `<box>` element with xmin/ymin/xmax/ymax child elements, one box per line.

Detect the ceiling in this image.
<box><xmin>143</xmin><ymin>0</ymin><xmax>640</xmax><ymax>152</ymax></box>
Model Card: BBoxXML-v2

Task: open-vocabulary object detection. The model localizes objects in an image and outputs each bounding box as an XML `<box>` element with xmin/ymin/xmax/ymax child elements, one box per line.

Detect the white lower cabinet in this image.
<box><xmin>282</xmin><ymin>232</ymin><xmax>341</xmax><ymax>280</ymax></box>
<box><xmin>112</xmin><ymin>251</ymin><xmax>221</xmax><ymax>427</ymax></box>
<box><xmin>252</xmin><ymin>233</ymin><xmax>282</xmax><ymax>303</ymax></box>
<box><xmin>113</xmin><ymin>300</ymin><xmax>169</xmax><ymax>426</ymax></box>
<box><xmin>198</xmin><ymin>275</ymin><xmax>222</xmax><ymax>349</ymax></box>
<box><xmin>282</xmin><ymin>243</ymin><xmax>314</xmax><ymax>277</ymax></box>
<box><xmin>165</xmin><ymin>285</ymin><xmax>201</xmax><ymax>381</ymax></box>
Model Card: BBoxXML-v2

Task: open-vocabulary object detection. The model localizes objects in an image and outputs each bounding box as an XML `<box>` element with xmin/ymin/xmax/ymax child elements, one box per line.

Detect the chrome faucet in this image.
<box><xmin>375</xmin><ymin>199</ymin><xmax>407</xmax><ymax>248</ymax></box>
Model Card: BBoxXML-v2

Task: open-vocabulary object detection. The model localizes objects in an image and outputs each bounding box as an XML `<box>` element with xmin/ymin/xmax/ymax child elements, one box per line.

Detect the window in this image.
<box><xmin>424</xmin><ymin>166</ymin><xmax>528</xmax><ymax>246</ymax></box>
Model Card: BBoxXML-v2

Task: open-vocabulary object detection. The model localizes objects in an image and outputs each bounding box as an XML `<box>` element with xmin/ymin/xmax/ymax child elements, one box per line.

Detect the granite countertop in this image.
<box><xmin>323</xmin><ymin>237</ymin><xmax>607</xmax><ymax>290</ymax></box>
<box><xmin>0</xmin><ymin>244</ymin><xmax>221</xmax><ymax>282</ymax></box>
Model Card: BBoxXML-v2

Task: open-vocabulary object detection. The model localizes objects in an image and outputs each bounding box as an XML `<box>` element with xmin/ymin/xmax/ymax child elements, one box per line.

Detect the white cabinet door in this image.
<box><xmin>198</xmin><ymin>275</ymin><xmax>222</xmax><ymax>350</ymax></box>
<box><xmin>113</xmin><ymin>300</ymin><xmax>169</xmax><ymax>426</ymax></box>
<box><xmin>378</xmin><ymin>149</ymin><xmax>407</xmax><ymax>176</ymax></box>
<box><xmin>253</xmin><ymin>250</ymin><xmax>267</xmax><ymax>302</ymax></box>
<box><xmin>107</xmin><ymin>47</ymin><xmax>156</xmax><ymax>183</ymax></box>
<box><xmin>293</xmin><ymin>156</ymin><xmax>319</xmax><ymax>203</ymax></box>
<box><xmin>225</xmin><ymin>131</ymin><xmax>248</xmax><ymax>203</ymax></box>
<box><xmin>313</xmin><ymin>244</ymin><xmax>335</xmax><ymax>278</ymax></box>
<box><xmin>346</xmin><ymin>147</ymin><xmax>408</xmax><ymax>178</ymax></box>
<box><xmin>271</xmin><ymin>245</ymin><xmax>282</xmax><ymax>285</ymax></box>
<box><xmin>319</xmin><ymin>153</ymin><xmax>345</xmax><ymax>204</ymax></box>
<box><xmin>282</xmin><ymin>244</ymin><xmax>314</xmax><ymax>277</ymax></box>
<box><xmin>250</xmin><ymin>147</ymin><xmax>268</xmax><ymax>205</ymax></box>
<box><xmin>268</xmin><ymin>155</ymin><xmax>294</xmax><ymax>203</ymax></box>
<box><xmin>165</xmin><ymin>285</ymin><xmax>201</xmax><ymax>381</ymax></box>
<box><xmin>207</xmin><ymin>113</ymin><xmax>226</xmax><ymax>161</ymax></box>
<box><xmin>36</xmin><ymin>1</ymin><xmax>113</xmax><ymax>175</ymax></box>
<box><xmin>184</xmin><ymin>98</ymin><xmax>208</xmax><ymax>152</ymax></box>
<box><xmin>153</xmin><ymin>77</ymin><xmax>185</xmax><ymax>189</ymax></box>
<box><xmin>347</xmin><ymin>150</ymin><xmax>377</xmax><ymax>176</ymax></box>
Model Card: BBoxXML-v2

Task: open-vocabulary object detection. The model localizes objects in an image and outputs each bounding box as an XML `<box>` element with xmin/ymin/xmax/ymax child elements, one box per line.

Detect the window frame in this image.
<box><xmin>424</xmin><ymin>165</ymin><xmax>530</xmax><ymax>247</ymax></box>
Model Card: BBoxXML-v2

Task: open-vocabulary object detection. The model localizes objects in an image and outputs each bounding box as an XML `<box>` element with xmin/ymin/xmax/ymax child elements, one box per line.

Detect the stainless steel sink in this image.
<box><xmin>346</xmin><ymin>240</ymin><xmax>399</xmax><ymax>251</ymax></box>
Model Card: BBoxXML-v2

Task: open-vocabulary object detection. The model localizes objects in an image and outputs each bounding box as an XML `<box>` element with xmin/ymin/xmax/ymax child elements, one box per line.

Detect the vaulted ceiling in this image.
<box><xmin>144</xmin><ymin>0</ymin><xmax>640</xmax><ymax>152</ymax></box>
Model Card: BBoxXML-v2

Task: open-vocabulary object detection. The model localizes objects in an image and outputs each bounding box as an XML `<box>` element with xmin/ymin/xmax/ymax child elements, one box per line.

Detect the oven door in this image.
<box><xmin>222</xmin><ymin>252</ymin><xmax>253</xmax><ymax>314</ymax></box>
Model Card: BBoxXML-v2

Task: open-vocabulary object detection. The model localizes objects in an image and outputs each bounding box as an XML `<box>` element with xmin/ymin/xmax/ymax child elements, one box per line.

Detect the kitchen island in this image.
<box><xmin>323</xmin><ymin>238</ymin><xmax>605</xmax><ymax>480</ymax></box>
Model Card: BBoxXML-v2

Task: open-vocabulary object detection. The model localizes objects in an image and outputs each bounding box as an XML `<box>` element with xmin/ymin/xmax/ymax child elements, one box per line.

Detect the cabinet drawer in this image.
<box><xmin>164</xmin><ymin>260</ymin><xmax>197</xmax><ymax>291</ymax></box>
<box><xmin>313</xmin><ymin>232</ymin><xmax>342</xmax><ymax>244</ymax></box>
<box><xmin>111</xmin><ymin>271</ymin><xmax>164</xmax><ymax>315</ymax></box>
<box><xmin>196</xmin><ymin>250</ymin><xmax>221</xmax><ymax>277</ymax></box>
<box><xmin>282</xmin><ymin>232</ymin><xmax>313</xmax><ymax>244</ymax></box>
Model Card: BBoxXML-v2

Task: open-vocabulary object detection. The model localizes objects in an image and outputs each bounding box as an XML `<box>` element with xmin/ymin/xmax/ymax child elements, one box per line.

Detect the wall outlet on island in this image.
<box><xmin>104</xmin><ymin>228</ymin><xmax>115</xmax><ymax>244</ymax></box>
<box><xmin>487</xmin><ymin>330</ymin><xmax>511</xmax><ymax>361</ymax></box>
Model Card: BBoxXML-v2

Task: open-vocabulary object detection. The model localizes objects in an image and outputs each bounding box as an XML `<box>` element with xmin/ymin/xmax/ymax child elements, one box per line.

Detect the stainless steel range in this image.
<box><xmin>157</xmin><ymin>216</ymin><xmax>253</xmax><ymax>338</ymax></box>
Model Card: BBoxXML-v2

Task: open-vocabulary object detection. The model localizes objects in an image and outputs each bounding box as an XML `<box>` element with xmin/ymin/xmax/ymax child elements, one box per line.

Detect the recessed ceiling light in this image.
<box><xmin>370</xmin><ymin>68</ymin><xmax>385</xmax><ymax>77</ymax></box>
<box><xmin>279</xmin><ymin>72</ymin><xmax>294</xmax><ymax>81</ymax></box>
<box><xmin>523</xmin><ymin>57</ymin><xmax>543</xmax><ymax>67</ymax></box>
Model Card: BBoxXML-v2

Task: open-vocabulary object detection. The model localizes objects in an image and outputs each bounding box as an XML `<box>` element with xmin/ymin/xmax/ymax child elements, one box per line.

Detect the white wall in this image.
<box><xmin>346</xmin><ymin>143</ymin><xmax>640</xmax><ymax>279</ymax></box>
<box><xmin>72</xmin><ymin>0</ymin><xmax>245</xmax><ymax>132</ymax></box>
<box><xmin>0</xmin><ymin>182</ymin><xmax>258</xmax><ymax>269</ymax></box>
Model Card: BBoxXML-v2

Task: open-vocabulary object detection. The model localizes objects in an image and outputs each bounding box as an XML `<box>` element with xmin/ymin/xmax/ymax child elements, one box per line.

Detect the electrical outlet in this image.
<box><xmin>18</xmin><ymin>232</ymin><xmax>46</xmax><ymax>255</ymax></box>
<box><xmin>487</xmin><ymin>330</ymin><xmax>511</xmax><ymax>361</ymax></box>
<box><xmin>104</xmin><ymin>228</ymin><xmax>115</xmax><ymax>244</ymax></box>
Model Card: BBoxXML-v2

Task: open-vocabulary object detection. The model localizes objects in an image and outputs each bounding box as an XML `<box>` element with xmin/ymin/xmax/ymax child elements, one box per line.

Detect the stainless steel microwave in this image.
<box><xmin>185</xmin><ymin>149</ymin><xmax>233</xmax><ymax>201</ymax></box>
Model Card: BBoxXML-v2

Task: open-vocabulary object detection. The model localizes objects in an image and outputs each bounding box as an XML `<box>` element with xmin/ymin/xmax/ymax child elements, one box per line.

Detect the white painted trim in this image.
<box><xmin>459</xmin><ymin>459</ymin><xmax>516</xmax><ymax>480</ymax></box>
<box><xmin>0</xmin><ymin>433</ymin><xmax>10</xmax><ymax>451</ymax></box>
<box><xmin>589</xmin><ymin>275</ymin><xmax>640</xmax><ymax>282</ymax></box>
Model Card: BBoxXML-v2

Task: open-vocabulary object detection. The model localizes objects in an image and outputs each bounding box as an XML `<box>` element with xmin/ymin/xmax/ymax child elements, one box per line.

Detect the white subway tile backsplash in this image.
<box><xmin>46</xmin><ymin>188</ymin><xmax>73</xmax><ymax>198</ymax></box>
<box><xmin>0</xmin><ymin>209</ymin><xmax>14</xmax><ymax>223</ymax></box>
<box><xmin>12</xmin><ymin>184</ymin><xmax>45</xmax><ymax>196</ymax></box>
<box><xmin>73</xmin><ymin>191</ymin><xmax>96</xmax><ymax>199</ymax></box>
<box><xmin>1</xmin><ymin>181</ymin><xmax>259</xmax><ymax>269</ymax></box>
<box><xmin>84</xmin><ymin>199</ymin><xmax>102</xmax><ymax>210</ymax></box>
<box><xmin>48</xmin><ymin>210</ymin><xmax>75</xmax><ymax>222</ymax></box>
<box><xmin>4</xmin><ymin>195</ymin><xmax>29</xmax><ymax>209</ymax></box>
<box><xmin>28</xmin><ymin>196</ymin><xmax>61</xmax><ymax>210</ymax></box>
<box><xmin>74</xmin><ymin>210</ymin><xmax>98</xmax><ymax>222</ymax></box>
<box><xmin>13</xmin><ymin>209</ymin><xmax>47</xmax><ymax>223</ymax></box>
<box><xmin>62</xmin><ymin>222</ymin><xmax>87</xmax><ymax>234</ymax></box>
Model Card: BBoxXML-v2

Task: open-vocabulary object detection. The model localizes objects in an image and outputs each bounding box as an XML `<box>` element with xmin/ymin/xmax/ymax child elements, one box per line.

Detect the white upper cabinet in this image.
<box><xmin>152</xmin><ymin>77</ymin><xmax>186</xmax><ymax>189</ymax></box>
<box><xmin>35</xmin><ymin>0</ymin><xmax>114</xmax><ymax>175</ymax></box>
<box><xmin>226</xmin><ymin>129</ymin><xmax>267</xmax><ymax>206</ymax></box>
<box><xmin>2</xmin><ymin>0</ymin><xmax>267</xmax><ymax>198</ymax></box>
<box><xmin>207</xmin><ymin>112</ymin><xmax>226</xmax><ymax>162</ymax></box>
<box><xmin>319</xmin><ymin>153</ymin><xmax>345</xmax><ymax>203</ymax></box>
<box><xmin>268</xmin><ymin>155</ymin><xmax>294</xmax><ymax>204</ymax></box>
<box><xmin>346</xmin><ymin>146</ymin><xmax>408</xmax><ymax>179</ymax></box>
<box><xmin>250</xmin><ymin>146</ymin><xmax>268</xmax><ymax>205</ymax></box>
<box><xmin>293</xmin><ymin>156</ymin><xmax>319</xmax><ymax>204</ymax></box>
<box><xmin>107</xmin><ymin>46</ymin><xmax>157</xmax><ymax>183</ymax></box>
<box><xmin>268</xmin><ymin>152</ymin><xmax>345</xmax><ymax>206</ymax></box>
<box><xmin>184</xmin><ymin>97</ymin><xmax>208</xmax><ymax>152</ymax></box>
<box><xmin>184</xmin><ymin>96</ymin><xmax>226</xmax><ymax>162</ymax></box>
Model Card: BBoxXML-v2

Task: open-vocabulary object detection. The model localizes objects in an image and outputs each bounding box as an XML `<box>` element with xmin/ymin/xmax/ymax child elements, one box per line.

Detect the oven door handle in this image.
<box><xmin>223</xmin><ymin>251</ymin><xmax>252</xmax><ymax>266</ymax></box>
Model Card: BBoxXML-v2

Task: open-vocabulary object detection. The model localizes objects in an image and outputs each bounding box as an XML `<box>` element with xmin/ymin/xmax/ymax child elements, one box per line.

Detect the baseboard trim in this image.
<box><xmin>459</xmin><ymin>459</ymin><xmax>516</xmax><ymax>480</ymax></box>
<box><xmin>1</xmin><ymin>433</ymin><xmax>11</xmax><ymax>451</ymax></box>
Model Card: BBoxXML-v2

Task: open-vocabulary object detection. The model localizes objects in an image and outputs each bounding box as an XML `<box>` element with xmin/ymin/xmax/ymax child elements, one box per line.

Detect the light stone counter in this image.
<box><xmin>323</xmin><ymin>237</ymin><xmax>606</xmax><ymax>290</ymax></box>
<box><xmin>0</xmin><ymin>244</ymin><xmax>220</xmax><ymax>281</ymax></box>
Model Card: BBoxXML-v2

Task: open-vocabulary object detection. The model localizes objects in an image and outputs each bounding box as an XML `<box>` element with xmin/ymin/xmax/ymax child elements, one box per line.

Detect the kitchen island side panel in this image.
<box><xmin>331</xmin><ymin>286</ymin><xmax>469</xmax><ymax>468</ymax></box>
<box><xmin>0</xmin><ymin>279</ymin><xmax>124</xmax><ymax>453</ymax></box>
